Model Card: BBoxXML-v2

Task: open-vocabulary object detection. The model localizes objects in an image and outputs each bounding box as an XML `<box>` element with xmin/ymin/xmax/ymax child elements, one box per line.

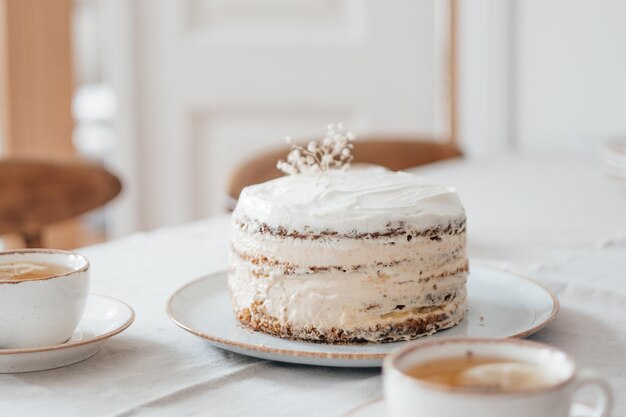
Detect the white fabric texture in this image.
<box><xmin>1</xmin><ymin>153</ymin><xmax>625</xmax><ymax>416</ymax></box>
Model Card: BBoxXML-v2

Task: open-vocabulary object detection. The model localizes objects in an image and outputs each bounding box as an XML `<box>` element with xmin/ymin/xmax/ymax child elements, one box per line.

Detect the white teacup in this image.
<box><xmin>383</xmin><ymin>338</ymin><xmax>613</xmax><ymax>417</ymax></box>
<box><xmin>0</xmin><ymin>249</ymin><xmax>90</xmax><ymax>349</ymax></box>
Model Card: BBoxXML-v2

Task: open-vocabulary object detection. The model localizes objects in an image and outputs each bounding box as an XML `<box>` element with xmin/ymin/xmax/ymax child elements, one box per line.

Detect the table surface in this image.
<box><xmin>2</xmin><ymin>152</ymin><xmax>625</xmax><ymax>417</ymax></box>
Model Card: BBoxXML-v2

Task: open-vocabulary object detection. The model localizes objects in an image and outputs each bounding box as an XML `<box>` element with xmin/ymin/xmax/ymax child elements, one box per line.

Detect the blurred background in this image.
<box><xmin>1</xmin><ymin>0</ymin><xmax>625</xmax><ymax>249</ymax></box>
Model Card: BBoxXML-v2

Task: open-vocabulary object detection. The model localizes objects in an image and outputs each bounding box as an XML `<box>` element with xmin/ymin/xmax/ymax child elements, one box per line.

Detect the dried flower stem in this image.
<box><xmin>277</xmin><ymin>123</ymin><xmax>356</xmax><ymax>175</ymax></box>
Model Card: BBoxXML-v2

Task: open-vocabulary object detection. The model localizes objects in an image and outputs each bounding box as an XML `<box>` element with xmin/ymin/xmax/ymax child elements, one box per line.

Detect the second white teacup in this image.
<box><xmin>0</xmin><ymin>249</ymin><xmax>90</xmax><ymax>349</ymax></box>
<box><xmin>384</xmin><ymin>338</ymin><xmax>612</xmax><ymax>417</ymax></box>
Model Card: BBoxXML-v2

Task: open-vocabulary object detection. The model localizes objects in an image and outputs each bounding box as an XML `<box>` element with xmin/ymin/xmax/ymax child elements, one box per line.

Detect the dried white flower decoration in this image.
<box><xmin>276</xmin><ymin>123</ymin><xmax>356</xmax><ymax>175</ymax></box>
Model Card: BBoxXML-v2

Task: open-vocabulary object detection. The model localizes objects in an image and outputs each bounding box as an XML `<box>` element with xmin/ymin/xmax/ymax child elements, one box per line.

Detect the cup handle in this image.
<box><xmin>573</xmin><ymin>369</ymin><xmax>613</xmax><ymax>417</ymax></box>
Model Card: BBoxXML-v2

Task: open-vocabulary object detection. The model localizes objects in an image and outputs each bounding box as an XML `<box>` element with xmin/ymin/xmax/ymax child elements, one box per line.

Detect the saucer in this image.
<box><xmin>600</xmin><ymin>139</ymin><xmax>626</xmax><ymax>180</ymax></box>
<box><xmin>343</xmin><ymin>399</ymin><xmax>596</xmax><ymax>417</ymax></box>
<box><xmin>166</xmin><ymin>263</ymin><xmax>558</xmax><ymax>367</ymax></box>
<box><xmin>0</xmin><ymin>294</ymin><xmax>135</xmax><ymax>373</ymax></box>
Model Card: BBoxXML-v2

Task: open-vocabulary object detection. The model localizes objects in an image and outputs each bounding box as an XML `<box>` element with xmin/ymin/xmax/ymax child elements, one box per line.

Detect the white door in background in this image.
<box><xmin>455</xmin><ymin>0</ymin><xmax>626</xmax><ymax>156</ymax></box>
<box><xmin>515</xmin><ymin>0</ymin><xmax>626</xmax><ymax>152</ymax></box>
<box><xmin>104</xmin><ymin>0</ymin><xmax>450</xmax><ymax>234</ymax></box>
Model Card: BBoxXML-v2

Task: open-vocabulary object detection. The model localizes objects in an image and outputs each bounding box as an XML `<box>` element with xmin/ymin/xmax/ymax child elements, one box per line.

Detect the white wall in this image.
<box><xmin>515</xmin><ymin>0</ymin><xmax>626</xmax><ymax>152</ymax></box>
<box><xmin>457</xmin><ymin>0</ymin><xmax>515</xmax><ymax>157</ymax></box>
<box><xmin>458</xmin><ymin>0</ymin><xmax>626</xmax><ymax>155</ymax></box>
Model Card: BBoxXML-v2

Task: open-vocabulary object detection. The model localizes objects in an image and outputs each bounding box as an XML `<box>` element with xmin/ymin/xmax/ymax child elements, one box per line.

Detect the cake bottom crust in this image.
<box><xmin>234</xmin><ymin>298</ymin><xmax>467</xmax><ymax>344</ymax></box>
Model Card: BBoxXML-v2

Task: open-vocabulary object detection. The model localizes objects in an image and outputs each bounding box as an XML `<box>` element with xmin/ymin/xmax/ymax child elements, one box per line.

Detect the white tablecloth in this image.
<box><xmin>1</xmin><ymin>153</ymin><xmax>625</xmax><ymax>416</ymax></box>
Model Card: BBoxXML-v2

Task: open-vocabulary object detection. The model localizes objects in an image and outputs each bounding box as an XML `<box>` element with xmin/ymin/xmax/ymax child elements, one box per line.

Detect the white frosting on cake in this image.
<box><xmin>234</xmin><ymin>170</ymin><xmax>465</xmax><ymax>234</ymax></box>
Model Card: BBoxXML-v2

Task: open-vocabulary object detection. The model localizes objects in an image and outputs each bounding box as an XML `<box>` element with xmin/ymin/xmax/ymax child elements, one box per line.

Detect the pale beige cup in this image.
<box><xmin>0</xmin><ymin>249</ymin><xmax>90</xmax><ymax>349</ymax></box>
<box><xmin>383</xmin><ymin>338</ymin><xmax>613</xmax><ymax>417</ymax></box>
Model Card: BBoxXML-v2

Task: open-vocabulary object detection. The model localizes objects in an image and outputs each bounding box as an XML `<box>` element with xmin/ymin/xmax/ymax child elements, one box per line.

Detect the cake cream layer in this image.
<box><xmin>231</xmin><ymin>226</ymin><xmax>466</xmax><ymax>272</ymax></box>
<box><xmin>236</xmin><ymin>293</ymin><xmax>466</xmax><ymax>343</ymax></box>
<box><xmin>229</xmin><ymin>266</ymin><xmax>467</xmax><ymax>343</ymax></box>
<box><xmin>229</xmin><ymin>253</ymin><xmax>468</xmax><ymax>332</ymax></box>
<box><xmin>234</xmin><ymin>170</ymin><xmax>465</xmax><ymax>235</ymax></box>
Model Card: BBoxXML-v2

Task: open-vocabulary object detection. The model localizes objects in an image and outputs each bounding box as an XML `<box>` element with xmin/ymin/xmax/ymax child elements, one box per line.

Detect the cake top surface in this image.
<box><xmin>234</xmin><ymin>169</ymin><xmax>465</xmax><ymax>234</ymax></box>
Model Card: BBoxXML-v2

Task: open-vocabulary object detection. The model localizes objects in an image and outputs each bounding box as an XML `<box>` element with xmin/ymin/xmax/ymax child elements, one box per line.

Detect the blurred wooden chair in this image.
<box><xmin>0</xmin><ymin>158</ymin><xmax>122</xmax><ymax>248</ymax></box>
<box><xmin>226</xmin><ymin>138</ymin><xmax>462</xmax><ymax>208</ymax></box>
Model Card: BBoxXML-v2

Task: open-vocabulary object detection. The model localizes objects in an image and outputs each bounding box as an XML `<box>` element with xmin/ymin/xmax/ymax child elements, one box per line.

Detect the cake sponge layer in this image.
<box><xmin>233</xmin><ymin>290</ymin><xmax>467</xmax><ymax>344</ymax></box>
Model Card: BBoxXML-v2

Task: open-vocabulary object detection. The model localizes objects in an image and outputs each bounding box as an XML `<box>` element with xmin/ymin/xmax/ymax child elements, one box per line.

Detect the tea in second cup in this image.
<box><xmin>0</xmin><ymin>249</ymin><xmax>90</xmax><ymax>349</ymax></box>
<box><xmin>383</xmin><ymin>338</ymin><xmax>612</xmax><ymax>417</ymax></box>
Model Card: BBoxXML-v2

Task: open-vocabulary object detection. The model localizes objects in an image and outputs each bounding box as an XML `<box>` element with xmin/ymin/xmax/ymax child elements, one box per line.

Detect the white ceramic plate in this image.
<box><xmin>601</xmin><ymin>139</ymin><xmax>626</xmax><ymax>180</ymax></box>
<box><xmin>343</xmin><ymin>399</ymin><xmax>595</xmax><ymax>417</ymax></box>
<box><xmin>0</xmin><ymin>294</ymin><xmax>135</xmax><ymax>373</ymax></box>
<box><xmin>167</xmin><ymin>264</ymin><xmax>558</xmax><ymax>367</ymax></box>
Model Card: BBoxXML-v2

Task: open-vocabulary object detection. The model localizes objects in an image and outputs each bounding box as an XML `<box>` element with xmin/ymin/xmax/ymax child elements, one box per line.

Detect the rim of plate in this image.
<box><xmin>0</xmin><ymin>293</ymin><xmax>135</xmax><ymax>355</ymax></box>
<box><xmin>341</xmin><ymin>399</ymin><xmax>594</xmax><ymax>417</ymax></box>
<box><xmin>165</xmin><ymin>263</ymin><xmax>560</xmax><ymax>360</ymax></box>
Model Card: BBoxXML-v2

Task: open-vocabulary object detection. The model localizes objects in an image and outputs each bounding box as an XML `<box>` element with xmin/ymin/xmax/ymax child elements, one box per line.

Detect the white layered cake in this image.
<box><xmin>228</xmin><ymin>169</ymin><xmax>468</xmax><ymax>344</ymax></box>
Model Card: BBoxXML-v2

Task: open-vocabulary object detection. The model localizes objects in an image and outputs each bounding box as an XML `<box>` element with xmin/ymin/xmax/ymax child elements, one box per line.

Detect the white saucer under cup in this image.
<box><xmin>0</xmin><ymin>294</ymin><xmax>134</xmax><ymax>373</ymax></box>
<box><xmin>343</xmin><ymin>399</ymin><xmax>601</xmax><ymax>417</ymax></box>
<box><xmin>166</xmin><ymin>263</ymin><xmax>559</xmax><ymax>367</ymax></box>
